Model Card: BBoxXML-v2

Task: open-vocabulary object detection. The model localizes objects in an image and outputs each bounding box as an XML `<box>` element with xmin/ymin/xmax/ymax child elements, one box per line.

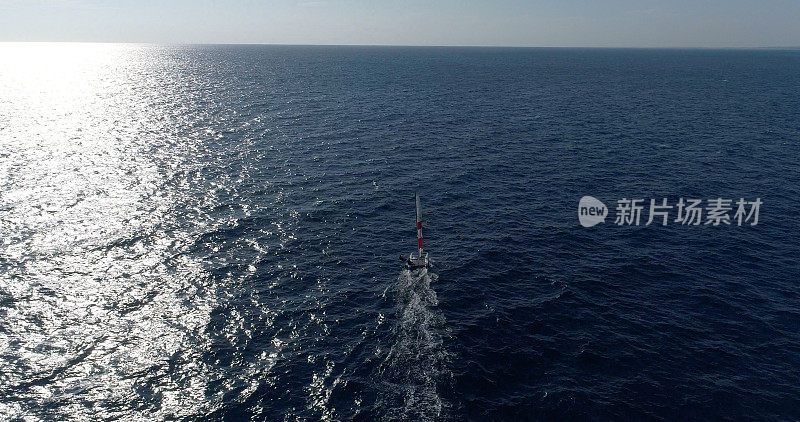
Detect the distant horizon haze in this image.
<box><xmin>1</xmin><ymin>0</ymin><xmax>799</xmax><ymax>48</ymax></box>
<box><xmin>2</xmin><ymin>42</ymin><xmax>800</xmax><ymax>50</ymax></box>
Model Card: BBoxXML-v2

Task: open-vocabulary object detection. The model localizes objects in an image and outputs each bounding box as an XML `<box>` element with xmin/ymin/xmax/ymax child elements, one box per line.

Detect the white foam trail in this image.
<box><xmin>378</xmin><ymin>267</ymin><xmax>450</xmax><ymax>421</ymax></box>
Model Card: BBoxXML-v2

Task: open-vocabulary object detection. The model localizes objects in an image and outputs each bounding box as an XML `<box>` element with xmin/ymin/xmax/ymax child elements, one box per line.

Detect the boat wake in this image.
<box><xmin>377</xmin><ymin>267</ymin><xmax>451</xmax><ymax>421</ymax></box>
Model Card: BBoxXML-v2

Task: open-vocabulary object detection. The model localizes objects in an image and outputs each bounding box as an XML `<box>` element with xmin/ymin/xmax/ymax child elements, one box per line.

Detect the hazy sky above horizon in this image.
<box><xmin>1</xmin><ymin>0</ymin><xmax>799</xmax><ymax>47</ymax></box>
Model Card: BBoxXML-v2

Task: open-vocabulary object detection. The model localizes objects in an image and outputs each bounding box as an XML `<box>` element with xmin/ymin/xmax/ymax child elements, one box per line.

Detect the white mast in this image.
<box><xmin>415</xmin><ymin>192</ymin><xmax>423</xmax><ymax>256</ymax></box>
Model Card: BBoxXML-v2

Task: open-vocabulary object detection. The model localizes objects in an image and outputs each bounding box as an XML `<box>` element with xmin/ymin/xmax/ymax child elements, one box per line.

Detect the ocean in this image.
<box><xmin>1</xmin><ymin>44</ymin><xmax>799</xmax><ymax>420</ymax></box>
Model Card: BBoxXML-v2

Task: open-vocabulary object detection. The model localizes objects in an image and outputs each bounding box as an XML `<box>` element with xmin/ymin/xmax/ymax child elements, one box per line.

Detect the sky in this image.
<box><xmin>1</xmin><ymin>0</ymin><xmax>799</xmax><ymax>47</ymax></box>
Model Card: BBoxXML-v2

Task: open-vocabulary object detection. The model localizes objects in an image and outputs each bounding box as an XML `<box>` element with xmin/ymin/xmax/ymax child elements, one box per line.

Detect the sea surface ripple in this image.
<box><xmin>1</xmin><ymin>44</ymin><xmax>799</xmax><ymax>420</ymax></box>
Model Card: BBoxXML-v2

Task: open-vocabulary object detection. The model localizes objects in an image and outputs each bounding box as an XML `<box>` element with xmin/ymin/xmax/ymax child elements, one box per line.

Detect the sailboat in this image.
<box><xmin>401</xmin><ymin>192</ymin><xmax>429</xmax><ymax>270</ymax></box>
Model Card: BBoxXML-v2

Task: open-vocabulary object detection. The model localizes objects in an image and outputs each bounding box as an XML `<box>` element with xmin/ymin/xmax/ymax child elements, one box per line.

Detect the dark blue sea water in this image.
<box><xmin>1</xmin><ymin>44</ymin><xmax>799</xmax><ymax>420</ymax></box>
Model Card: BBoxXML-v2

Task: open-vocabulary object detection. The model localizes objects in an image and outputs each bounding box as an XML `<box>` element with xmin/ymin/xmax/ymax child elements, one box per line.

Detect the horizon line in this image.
<box><xmin>1</xmin><ymin>41</ymin><xmax>799</xmax><ymax>50</ymax></box>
